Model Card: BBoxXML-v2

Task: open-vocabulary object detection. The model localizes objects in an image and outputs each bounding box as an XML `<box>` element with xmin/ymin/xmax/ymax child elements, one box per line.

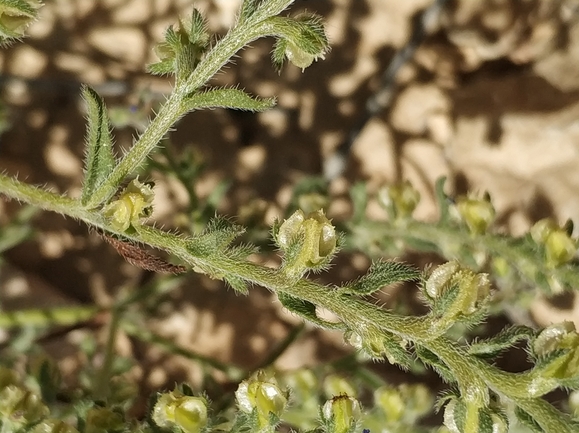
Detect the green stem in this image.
<box><xmin>0</xmin><ymin>174</ymin><xmax>86</xmax><ymax>218</ymax></box>
<box><xmin>0</xmin><ymin>305</ymin><xmax>99</xmax><ymax>328</ymax></box>
<box><xmin>121</xmin><ymin>319</ymin><xmax>246</xmax><ymax>381</ymax></box>
<box><xmin>94</xmin><ymin>306</ymin><xmax>122</xmax><ymax>400</ymax></box>
<box><xmin>424</xmin><ymin>338</ymin><xmax>574</xmax><ymax>433</ymax></box>
<box><xmin>254</xmin><ymin>323</ymin><xmax>305</xmax><ymax>371</ymax></box>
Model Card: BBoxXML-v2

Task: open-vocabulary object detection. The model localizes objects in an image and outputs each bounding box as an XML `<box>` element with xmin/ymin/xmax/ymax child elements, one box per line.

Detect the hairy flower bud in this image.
<box><xmin>455</xmin><ymin>195</ymin><xmax>495</xmax><ymax>235</ymax></box>
<box><xmin>236</xmin><ymin>371</ymin><xmax>288</xmax><ymax>428</ymax></box>
<box><xmin>276</xmin><ymin>209</ymin><xmax>337</xmax><ymax>277</ymax></box>
<box><xmin>322</xmin><ymin>395</ymin><xmax>361</xmax><ymax>433</ymax></box>
<box><xmin>378</xmin><ymin>181</ymin><xmax>420</xmax><ymax>219</ymax></box>
<box><xmin>0</xmin><ymin>0</ymin><xmax>41</xmax><ymax>41</ymax></box>
<box><xmin>0</xmin><ymin>385</ymin><xmax>49</xmax><ymax>427</ymax></box>
<box><xmin>533</xmin><ymin>321</ymin><xmax>578</xmax><ymax>356</ymax></box>
<box><xmin>152</xmin><ymin>391</ymin><xmax>208</xmax><ymax>433</ymax></box>
<box><xmin>530</xmin><ymin>218</ymin><xmax>577</xmax><ymax>268</ymax></box>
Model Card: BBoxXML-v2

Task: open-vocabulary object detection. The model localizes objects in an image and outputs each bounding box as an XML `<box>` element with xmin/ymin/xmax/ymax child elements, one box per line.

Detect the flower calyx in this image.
<box><xmin>530</xmin><ymin>218</ymin><xmax>577</xmax><ymax>268</ymax></box>
<box><xmin>423</xmin><ymin>261</ymin><xmax>492</xmax><ymax>334</ymax></box>
<box><xmin>235</xmin><ymin>370</ymin><xmax>288</xmax><ymax>430</ymax></box>
<box><xmin>152</xmin><ymin>389</ymin><xmax>208</xmax><ymax>433</ymax></box>
<box><xmin>274</xmin><ymin>209</ymin><xmax>337</xmax><ymax>279</ymax></box>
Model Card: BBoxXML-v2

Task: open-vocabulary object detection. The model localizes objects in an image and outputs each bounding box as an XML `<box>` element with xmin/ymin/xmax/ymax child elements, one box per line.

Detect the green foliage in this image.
<box><xmin>1</xmin><ymin>1</ymin><xmax>579</xmax><ymax>432</ymax></box>
<box><xmin>81</xmin><ymin>86</ymin><xmax>116</xmax><ymax>208</ymax></box>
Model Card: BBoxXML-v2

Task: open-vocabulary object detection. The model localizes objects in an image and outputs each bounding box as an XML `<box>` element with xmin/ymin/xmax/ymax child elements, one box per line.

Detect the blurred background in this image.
<box><xmin>1</xmin><ymin>0</ymin><xmax>579</xmax><ymax>419</ymax></box>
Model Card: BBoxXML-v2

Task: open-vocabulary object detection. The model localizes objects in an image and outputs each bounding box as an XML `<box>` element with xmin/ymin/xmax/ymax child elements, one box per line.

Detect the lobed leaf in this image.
<box><xmin>80</xmin><ymin>86</ymin><xmax>116</xmax><ymax>207</ymax></box>
<box><xmin>341</xmin><ymin>260</ymin><xmax>420</xmax><ymax>295</ymax></box>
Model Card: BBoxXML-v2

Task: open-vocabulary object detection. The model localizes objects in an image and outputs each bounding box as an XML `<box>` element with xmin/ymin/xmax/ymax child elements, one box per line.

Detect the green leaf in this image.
<box><xmin>147</xmin><ymin>9</ymin><xmax>209</xmax><ymax>84</ymax></box>
<box><xmin>182</xmin><ymin>88</ymin><xmax>275</xmax><ymax>113</ymax></box>
<box><xmin>80</xmin><ymin>86</ymin><xmax>116</xmax><ymax>207</ymax></box>
<box><xmin>238</xmin><ymin>0</ymin><xmax>260</xmax><ymax>25</ymax></box>
<box><xmin>468</xmin><ymin>326</ymin><xmax>535</xmax><ymax>358</ymax></box>
<box><xmin>341</xmin><ymin>260</ymin><xmax>420</xmax><ymax>295</ymax></box>
<box><xmin>380</xmin><ymin>332</ymin><xmax>416</xmax><ymax>370</ymax></box>
<box><xmin>349</xmin><ymin>182</ymin><xmax>367</xmax><ymax>224</ymax></box>
<box><xmin>277</xmin><ymin>292</ymin><xmax>345</xmax><ymax>330</ymax></box>
<box><xmin>223</xmin><ymin>274</ymin><xmax>249</xmax><ymax>295</ymax></box>
<box><xmin>252</xmin><ymin>0</ymin><xmax>294</xmax><ymax>21</ymax></box>
<box><xmin>514</xmin><ymin>407</ymin><xmax>545</xmax><ymax>433</ymax></box>
<box><xmin>435</xmin><ymin>176</ymin><xmax>451</xmax><ymax>224</ymax></box>
<box><xmin>415</xmin><ymin>345</ymin><xmax>456</xmax><ymax>384</ymax></box>
<box><xmin>0</xmin><ymin>205</ymin><xmax>36</xmax><ymax>254</ymax></box>
<box><xmin>187</xmin><ymin>217</ymin><xmax>245</xmax><ymax>257</ymax></box>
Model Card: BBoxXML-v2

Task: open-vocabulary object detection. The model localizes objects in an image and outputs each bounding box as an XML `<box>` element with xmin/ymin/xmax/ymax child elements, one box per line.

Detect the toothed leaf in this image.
<box><xmin>342</xmin><ymin>260</ymin><xmax>419</xmax><ymax>295</ymax></box>
<box><xmin>278</xmin><ymin>292</ymin><xmax>344</xmax><ymax>330</ymax></box>
<box><xmin>80</xmin><ymin>86</ymin><xmax>116</xmax><ymax>207</ymax></box>
<box><xmin>468</xmin><ymin>326</ymin><xmax>535</xmax><ymax>358</ymax></box>
<box><xmin>182</xmin><ymin>88</ymin><xmax>275</xmax><ymax>113</ymax></box>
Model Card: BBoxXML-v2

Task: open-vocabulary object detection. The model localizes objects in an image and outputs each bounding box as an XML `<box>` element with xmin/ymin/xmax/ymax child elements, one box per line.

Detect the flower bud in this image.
<box><xmin>174</xmin><ymin>397</ymin><xmax>208</xmax><ymax>433</ymax></box>
<box><xmin>374</xmin><ymin>386</ymin><xmax>404</xmax><ymax>422</ymax></box>
<box><xmin>544</xmin><ymin>229</ymin><xmax>576</xmax><ymax>268</ymax></box>
<box><xmin>569</xmin><ymin>390</ymin><xmax>579</xmax><ymax>417</ymax></box>
<box><xmin>152</xmin><ymin>391</ymin><xmax>208</xmax><ymax>433</ymax></box>
<box><xmin>276</xmin><ymin>209</ymin><xmax>337</xmax><ymax>276</ymax></box>
<box><xmin>236</xmin><ymin>371</ymin><xmax>288</xmax><ymax>428</ymax></box>
<box><xmin>378</xmin><ymin>181</ymin><xmax>420</xmax><ymax>218</ymax></box>
<box><xmin>455</xmin><ymin>195</ymin><xmax>495</xmax><ymax>235</ymax></box>
<box><xmin>533</xmin><ymin>321</ymin><xmax>579</xmax><ymax>381</ymax></box>
<box><xmin>530</xmin><ymin>218</ymin><xmax>577</xmax><ymax>268</ymax></box>
<box><xmin>530</xmin><ymin>218</ymin><xmax>557</xmax><ymax>244</ymax></box>
<box><xmin>0</xmin><ymin>385</ymin><xmax>49</xmax><ymax>427</ymax></box>
<box><xmin>283</xmin><ymin>368</ymin><xmax>317</xmax><ymax>399</ymax></box>
<box><xmin>103</xmin><ymin>178</ymin><xmax>154</xmax><ymax>232</ymax></box>
<box><xmin>322</xmin><ymin>395</ymin><xmax>361</xmax><ymax>433</ymax></box>
<box><xmin>0</xmin><ymin>0</ymin><xmax>41</xmax><ymax>41</ymax></box>
<box><xmin>425</xmin><ymin>261</ymin><xmax>460</xmax><ymax>299</ymax></box>
<box><xmin>533</xmin><ymin>321</ymin><xmax>578</xmax><ymax>356</ymax></box>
